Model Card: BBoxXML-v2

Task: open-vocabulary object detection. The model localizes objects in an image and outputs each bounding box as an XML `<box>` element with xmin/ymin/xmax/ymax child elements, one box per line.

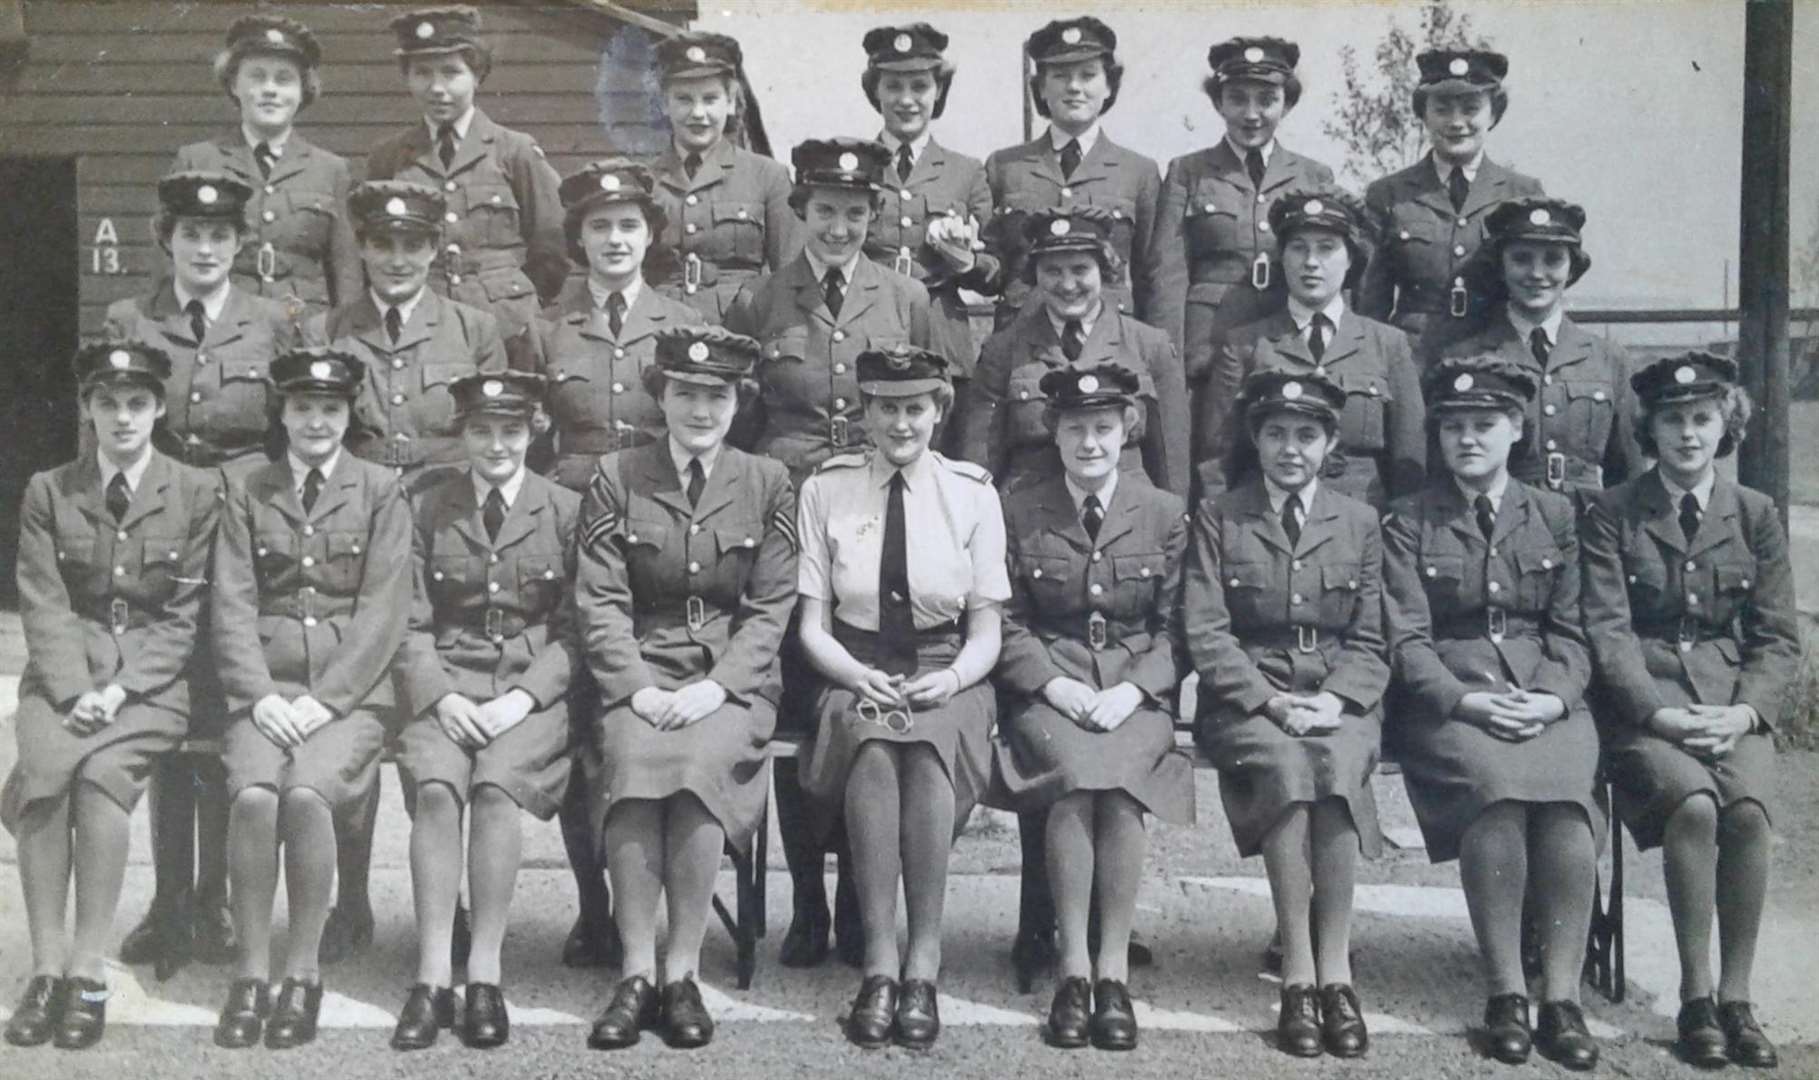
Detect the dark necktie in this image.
<box><xmin>1529</xmin><ymin>327</ymin><xmax>1551</xmax><ymax>369</ymax></box>
<box><xmin>385</xmin><ymin>305</ymin><xmax>403</xmax><ymax>344</ymax></box>
<box><xmin>879</xmin><ymin>471</ymin><xmax>916</xmax><ymax>676</ymax></box>
<box><xmin>1474</xmin><ymin>493</ymin><xmax>1495</xmax><ymax>540</ymax></box>
<box><xmin>1059</xmin><ymin>138</ymin><xmax>1082</xmax><ymax>180</ymax></box>
<box><xmin>253</xmin><ymin>141</ymin><xmax>275</xmax><ymax>179</ymax></box>
<box><xmin>1061</xmin><ymin>318</ymin><xmax>1085</xmax><ymax>362</ymax></box>
<box><xmin>823</xmin><ymin>267</ymin><xmax>845</xmax><ymax>318</ymax></box>
<box><xmin>1245</xmin><ymin>148</ymin><xmax>1266</xmax><ymax>189</ymax></box>
<box><xmin>1281</xmin><ymin>493</ymin><xmax>1301</xmax><ymax>546</ymax></box>
<box><xmin>1082</xmin><ymin>493</ymin><xmax>1104</xmax><ymax>542</ymax></box>
<box><xmin>685</xmin><ymin>457</ymin><xmax>706</xmax><ymax>508</ymax></box>
<box><xmin>482</xmin><ymin>486</ymin><xmax>506</xmax><ymax>542</ymax></box>
<box><xmin>1447</xmin><ymin>166</ymin><xmax>1470</xmax><ymax>213</ymax></box>
<box><xmin>896</xmin><ymin>143</ymin><xmax>914</xmax><ymax>183</ymax></box>
<box><xmin>437</xmin><ymin>123</ymin><xmax>457</xmax><ymax>169</ymax></box>
<box><xmin>186</xmin><ymin>298</ymin><xmax>207</xmax><ymax>345</ymax></box>
<box><xmin>1679</xmin><ymin>492</ymin><xmax>1702</xmax><ymax>547</ymax></box>
<box><xmin>1308</xmin><ymin>312</ymin><xmax>1331</xmax><ymax>363</ymax></box>
<box><xmin>106</xmin><ymin>472</ymin><xmax>130</xmax><ymax>522</ymax></box>
<box><xmin>606</xmin><ymin>291</ymin><xmax>626</xmax><ymax>338</ymax></box>
<box><xmin>683</xmin><ymin>151</ymin><xmax>702</xmax><ymax>180</ymax></box>
<box><xmin>302</xmin><ymin>467</ymin><xmax>324</xmax><ymax>512</ymax></box>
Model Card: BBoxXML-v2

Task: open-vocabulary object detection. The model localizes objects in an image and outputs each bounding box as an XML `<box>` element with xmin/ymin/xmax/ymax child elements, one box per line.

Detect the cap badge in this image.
<box><xmin>1244</xmin><ymin>46</ymin><xmax>1265</xmax><ymax>63</ymax></box>
<box><xmin>894</xmin><ymin>32</ymin><xmax>913</xmax><ymax>52</ymax></box>
<box><xmin>687</xmin><ymin>341</ymin><xmax>711</xmax><ymax>362</ymax></box>
<box><xmin>599</xmin><ymin>174</ymin><xmax>622</xmax><ymax>192</ymax></box>
<box><xmin>1078</xmin><ymin>374</ymin><xmax>1100</xmax><ymax>393</ymax></box>
<box><xmin>196</xmin><ymin>184</ymin><xmax>219</xmax><ymax>205</ymax></box>
<box><xmin>265</xmin><ymin>28</ymin><xmax>287</xmax><ymax>45</ymax></box>
<box><xmin>1303</xmin><ymin>198</ymin><xmax>1325</xmax><ymax>217</ymax></box>
<box><xmin>838</xmin><ymin>151</ymin><xmax>859</xmax><ymax>172</ymax></box>
<box><xmin>482</xmin><ymin>379</ymin><xmax>504</xmax><ymax>398</ymax></box>
<box><xmin>1529</xmin><ymin>208</ymin><xmax>1551</xmax><ymax>226</ymax></box>
<box><xmin>1674</xmin><ymin>365</ymin><xmax>1698</xmax><ymax>385</ymax></box>
<box><xmin>310</xmin><ymin>360</ymin><xmax>333</xmax><ymax>380</ymax></box>
<box><xmin>416</xmin><ymin>21</ymin><xmax>435</xmax><ymax>40</ymax></box>
<box><xmin>385</xmin><ymin>196</ymin><xmax>408</xmax><ymax>216</ymax></box>
<box><xmin>1281</xmin><ymin>380</ymin><xmax>1304</xmax><ymax>400</ymax></box>
<box><xmin>1449</xmin><ymin>57</ymin><xmax>1470</xmax><ymax>76</ymax></box>
<box><xmin>685</xmin><ymin>45</ymin><xmax>706</xmax><ymax>62</ymax></box>
<box><xmin>1050</xmin><ymin>218</ymin><xmax>1071</xmax><ymax>236</ymax></box>
<box><xmin>886</xmin><ymin>350</ymin><xmax>911</xmax><ymax>371</ymax></box>
<box><xmin>1061</xmin><ymin>26</ymin><xmax>1083</xmax><ymax>45</ymax></box>
<box><xmin>109</xmin><ymin>349</ymin><xmax>132</xmax><ymax>370</ymax></box>
<box><xmin>1454</xmin><ymin>373</ymin><xmax>1475</xmax><ymax>392</ymax></box>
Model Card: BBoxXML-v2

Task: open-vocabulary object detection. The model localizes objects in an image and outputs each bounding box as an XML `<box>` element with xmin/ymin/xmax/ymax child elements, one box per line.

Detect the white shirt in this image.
<box><xmin>803</xmin><ymin>248</ymin><xmax>862</xmax><ymax>288</ymax></box>
<box><xmin>426</xmin><ymin>106</ymin><xmax>476</xmax><ymax>143</ymax></box>
<box><xmin>1047</xmin><ymin>300</ymin><xmax>1103</xmax><ymax>343</ymax></box>
<box><xmin>1064</xmin><ymin>471</ymin><xmax>1118</xmax><ymax>521</ymax></box>
<box><xmin>1506</xmin><ymin>305</ymin><xmax>1564</xmax><ymax>349</ymax></box>
<box><xmin>1457</xmin><ymin>471</ymin><xmax>1510</xmax><ymax>512</ymax></box>
<box><xmin>1264</xmin><ymin>476</ymin><xmax>1317</xmax><ymax>524</ymax></box>
<box><xmin>1048</xmin><ymin>121</ymin><xmax>1101</xmax><ymax>157</ymax></box>
<box><xmin>1287</xmin><ymin>294</ymin><xmax>1347</xmax><ymax>351</ymax></box>
<box><xmin>1432</xmin><ymin>150</ymin><xmax>1484</xmax><ymax>186</ymax></box>
<box><xmin>1224</xmin><ymin>136</ymin><xmax>1276</xmax><ymax>167</ymax></box>
<box><xmin>173</xmin><ymin>280</ymin><xmax>231</xmax><ymax>326</ymax></box>
<box><xmin>1659</xmin><ymin>469</ymin><xmax>1717</xmax><ymax>512</ymax></box>
<box><xmin>289</xmin><ymin>447</ymin><xmax>342</xmax><ymax>494</ymax></box>
<box><xmin>243</xmin><ymin>125</ymin><xmax>291</xmax><ymax>157</ymax></box>
<box><xmin>878</xmin><ymin>129</ymin><xmax>932</xmax><ymax>169</ymax></box>
<box><xmin>588</xmin><ymin>276</ymin><xmax>643</xmax><ymax>313</ymax></box>
<box><xmin>667</xmin><ymin>436</ymin><xmax>723</xmax><ymax>487</ymax></box>
<box><xmin>471</xmin><ymin>466</ymin><xmax>526</xmax><ymax>510</ymax></box>
<box><xmin>371</xmin><ymin>287</ymin><xmax>426</xmax><ymax>331</ymax></box>
<box><xmin>97</xmin><ymin>447</ymin><xmax>153</xmax><ymax>494</ymax></box>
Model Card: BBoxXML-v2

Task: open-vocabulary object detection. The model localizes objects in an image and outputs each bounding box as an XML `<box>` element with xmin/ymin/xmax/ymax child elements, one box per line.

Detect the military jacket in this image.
<box><xmin>649</xmin><ymin>138</ymin><xmax>801</xmax><ymax>323</ymax></box>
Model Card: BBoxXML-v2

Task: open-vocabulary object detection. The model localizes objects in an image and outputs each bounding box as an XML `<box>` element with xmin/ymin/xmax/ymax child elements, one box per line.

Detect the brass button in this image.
<box><xmin>1487</xmin><ymin>581</ymin><xmax>1501</xmax><ymax>594</ymax></box>
<box><xmin>301</xmin><ymin>556</ymin><xmax>315</xmax><ymax>568</ymax></box>
<box><xmin>488</xmin><ymin>581</ymin><xmax>501</xmax><ymax>594</ymax></box>
<box><xmin>688</xmin><ymin>561</ymin><xmax>701</xmax><ymax>574</ymax></box>
<box><xmin>1088</xmin><ymin>583</ymin><xmax>1103</xmax><ymax>596</ymax></box>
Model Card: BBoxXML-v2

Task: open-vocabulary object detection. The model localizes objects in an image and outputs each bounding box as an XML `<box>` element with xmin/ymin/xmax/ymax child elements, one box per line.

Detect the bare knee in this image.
<box><xmin>850</xmin><ymin>742</ymin><xmax>897</xmax><ymax>785</ymax></box>
<box><xmin>233</xmin><ymin>786</ymin><xmax>280</xmax><ymax>825</ymax></box>
<box><xmin>416</xmin><ymin>780</ymin><xmax>463</xmax><ymax>821</ymax></box>
<box><xmin>1667</xmin><ymin>793</ymin><xmax>1720</xmax><ymax>845</ymax></box>
<box><xmin>280</xmin><ymin>786</ymin><xmax>331</xmax><ymax>825</ymax></box>
<box><xmin>1717</xmin><ymin>800</ymin><xmax>1769</xmax><ymax>847</ymax></box>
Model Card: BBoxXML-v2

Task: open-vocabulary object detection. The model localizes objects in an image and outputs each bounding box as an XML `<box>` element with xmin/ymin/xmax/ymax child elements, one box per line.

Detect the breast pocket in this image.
<box><xmin>616</xmin><ymin>518</ymin><xmax>670</xmax><ymax>569</ymax></box>
<box><xmin>324</xmin><ymin>532</ymin><xmax>367</xmax><ymax>592</ymax></box>
<box><xmin>1418</xmin><ymin>552</ymin><xmax>1466</xmax><ymax>606</ymax></box>
<box><xmin>428</xmin><ymin>553</ymin><xmax>477</xmax><ymax>606</ymax></box>
<box><xmin>760</xmin><ymin>327</ymin><xmax>814</xmax><ymax>407</ymax></box>
<box><xmin>1333</xmin><ymin>368</ymin><xmax>1390</xmax><ymax>450</ymax></box>
<box><xmin>139</xmin><ymin>533</ymin><xmax>185</xmax><ymax>584</ymax></box>
<box><xmin>711</xmin><ymin>200</ymin><xmax>763</xmax><ymax>263</ymax></box>
<box><xmin>1318</xmin><ymin>562</ymin><xmax>1363</xmax><ymax>626</ymax></box>
<box><xmin>515</xmin><ymin>552</ymin><xmax>566</xmax><ymax>616</ymax></box>
<box><xmin>420</xmin><ymin>362</ymin><xmax>467</xmax><ymax>422</ymax></box>
<box><xmin>1111</xmin><ymin>551</ymin><xmax>1166</xmax><ymax>613</ymax></box>
<box><xmin>253</xmin><ymin>530</ymin><xmax>296</xmax><ymax>584</ymax></box>
<box><xmin>1018</xmin><ymin>552</ymin><xmax>1073</xmax><ymax>611</ymax></box>
<box><xmin>1220</xmin><ymin>560</ymin><xmax>1275</xmax><ymax>625</ymax></box>
<box><xmin>713</xmin><ymin>520</ymin><xmax>763</xmax><ymax>585</ymax></box>
<box><xmin>1004</xmin><ymin>364</ymin><xmax>1051</xmax><ymax>443</ymax></box>
<box><xmin>281</xmin><ymin>188</ymin><xmax>337</xmax><ymax>248</ymax></box>
<box><xmin>466</xmin><ymin>182</ymin><xmax>522</xmax><ymax>245</ymax></box>
<box><xmin>1086</xmin><ymin>194</ymin><xmax>1139</xmax><ymax>258</ymax></box>
<box><xmin>1388</xmin><ymin>215</ymin><xmax>1441</xmax><ymax>275</ymax></box>
<box><xmin>1509</xmin><ymin>547</ymin><xmax>1561</xmax><ymax>610</ymax></box>
<box><xmin>546</xmin><ymin>365</ymin><xmax>601</xmax><ymax>424</ymax></box>
<box><xmin>1560</xmin><ymin>378</ymin><xmax>1616</xmax><ymax>452</ymax></box>
<box><xmin>216</xmin><ymin>363</ymin><xmax>272</xmax><ymax>426</ymax></box>
<box><xmin>1184</xmin><ymin>182</ymin><xmax>1242</xmax><ymax>251</ymax></box>
<box><xmin>1710</xmin><ymin>561</ymin><xmax>1757</xmax><ymax>622</ymax></box>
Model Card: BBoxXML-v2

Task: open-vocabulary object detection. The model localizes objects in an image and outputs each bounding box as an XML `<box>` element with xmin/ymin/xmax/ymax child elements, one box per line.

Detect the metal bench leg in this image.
<box><xmin>1610</xmin><ymin>818</ymin><xmax>1626</xmax><ymax>1003</ymax></box>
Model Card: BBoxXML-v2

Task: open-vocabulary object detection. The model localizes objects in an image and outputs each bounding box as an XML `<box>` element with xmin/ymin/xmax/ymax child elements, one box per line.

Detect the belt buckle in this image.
<box><xmin>686</xmin><ymin>595</ymin><xmax>706</xmax><ymax>632</ymax></box>
<box><xmin>830</xmin><ymin>415</ymin><xmax>849</xmax><ymax>448</ymax></box>
<box><xmin>856</xmin><ymin>698</ymin><xmax>914</xmax><ymax>734</ymax></box>
<box><xmin>1487</xmin><ymin>606</ymin><xmax>1507</xmax><ymax>643</ymax></box>
<box><xmin>1087</xmin><ymin>611</ymin><xmax>1107</xmax><ymax>651</ymax></box>
<box><xmin>894</xmin><ymin>248</ymin><xmax>915</xmax><ymax>276</ymax></box>
<box><xmin>1546</xmin><ymin>451</ymin><xmax>1567</xmax><ymax>490</ymax></box>
<box><xmin>1676</xmin><ymin>616</ymin><xmax>1698</xmax><ymax>653</ymax></box>
<box><xmin>299</xmin><ymin>586</ymin><xmax>317</xmax><ymax>628</ymax></box>
<box><xmin>1250</xmin><ymin>251</ymin><xmax>1272</xmax><ymax>290</ymax></box>
<box><xmin>683</xmin><ymin>252</ymin><xmax>703</xmax><ymax>293</ymax></box>
<box><xmin>484</xmin><ymin>607</ymin><xmax>504</xmax><ymax>643</ymax></box>
<box><xmin>257</xmin><ymin>242</ymin><xmax>277</xmax><ymax>280</ymax></box>
<box><xmin>109</xmin><ymin>598</ymin><xmax>129</xmax><ymax>636</ymax></box>
<box><xmin>1295</xmin><ymin>624</ymin><xmax>1319</xmax><ymax>654</ymax></box>
<box><xmin>1449</xmin><ymin>276</ymin><xmax>1469</xmax><ymax>318</ymax></box>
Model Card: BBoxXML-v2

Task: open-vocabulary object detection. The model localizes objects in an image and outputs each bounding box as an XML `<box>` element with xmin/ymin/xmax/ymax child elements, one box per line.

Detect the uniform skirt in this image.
<box><xmin>1605</xmin><ymin>728</ymin><xmax>1776</xmax><ymax>851</ymax></box>
<box><xmin>1</xmin><ymin>693</ymin><xmax>186</xmax><ymax>834</ymax></box>
<box><xmin>395</xmin><ymin>698</ymin><xmax>574</xmax><ymax>821</ymax></box>
<box><xmin>801</xmin><ymin>622</ymin><xmax>994</xmax><ymax>836</ymax></box>
<box><xmin>1200</xmin><ymin>707</ymin><xmax>1383</xmax><ymax>859</ymax></box>
<box><xmin>1390</xmin><ymin>707</ymin><xmax>1605</xmax><ymax>863</ymax></box>
<box><xmin>585</xmin><ymin>695</ymin><xmax>773</xmax><ymax>853</ymax></box>
<box><xmin>991</xmin><ymin>700</ymin><xmax>1194</xmax><ymax>825</ymax></box>
<box><xmin>223</xmin><ymin>707</ymin><xmax>393</xmax><ymax>810</ymax></box>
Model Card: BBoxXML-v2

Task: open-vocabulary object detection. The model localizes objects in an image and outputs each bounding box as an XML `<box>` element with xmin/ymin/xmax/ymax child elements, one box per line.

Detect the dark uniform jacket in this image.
<box><xmin>1357</xmin><ymin>157</ymin><xmax>1545</xmax><ymax>338</ymax></box>
<box><xmin>171</xmin><ymin>133</ymin><xmax>362</xmax><ymax>315</ymax></box>
<box><xmin>211</xmin><ymin>453</ymin><xmax>412</xmax><ymax>716</ymax></box>
<box><xmin>724</xmin><ymin>253</ymin><xmax>933</xmax><ymax>483</ymax></box>
<box><xmin>649</xmin><ymin>138</ymin><xmax>801</xmax><ymax>323</ymax></box>
<box><xmin>365</xmin><ymin>109</ymin><xmax>568</xmax><ymax>335</ymax></box>
<box><xmin>1182</xmin><ymin>480</ymin><xmax>1388</xmax><ymax>721</ymax></box>
<box><xmin>394</xmin><ymin>470</ymin><xmax>583</xmax><ymax>719</ymax></box>
<box><xmin>997</xmin><ymin>474</ymin><xmax>1186</xmax><ymax>702</ymax></box>
<box><xmin>302</xmin><ymin>290</ymin><xmax>507</xmax><ymax>476</ymax></box>
<box><xmin>958</xmin><ymin>303</ymin><xmax>1189</xmax><ymax>497</ymax></box>
<box><xmin>16</xmin><ymin>452</ymin><xmax>220</xmax><ymax>714</ymax></box>
<box><xmin>1439</xmin><ymin>314</ymin><xmax>1640</xmax><ymax>496</ymax></box>
<box><xmin>1381</xmin><ymin>479</ymin><xmax>1589</xmax><ymax>720</ymax></box>
<box><xmin>1580</xmin><ymin>471</ymin><xmax>1800</xmax><ymax>728</ymax></box>
<box><xmin>104</xmin><ymin>285</ymin><xmax>300</xmax><ymax>470</ymax></box>
<box><xmin>518</xmin><ymin>280</ymin><xmax>705</xmax><ymax>489</ymax></box>
<box><xmin>1207</xmin><ymin>308</ymin><xmax>1425</xmax><ymax>505</ymax></box>
<box><xmin>1146</xmin><ymin>140</ymin><xmax>1335</xmax><ymax>367</ymax></box>
<box><xmin>984</xmin><ymin>132</ymin><xmax>1160</xmax><ymax>323</ymax></box>
<box><xmin>575</xmin><ymin>442</ymin><xmax>797</xmax><ymax>709</ymax></box>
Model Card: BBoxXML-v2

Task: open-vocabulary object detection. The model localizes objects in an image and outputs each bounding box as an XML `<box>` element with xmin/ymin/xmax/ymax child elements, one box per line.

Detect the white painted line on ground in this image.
<box><xmin>933</xmin><ymin>993</ymin><xmax>1037</xmax><ymax>1026</ymax></box>
<box><xmin>1131</xmin><ymin>999</ymin><xmax>1245</xmax><ymax>1033</ymax></box>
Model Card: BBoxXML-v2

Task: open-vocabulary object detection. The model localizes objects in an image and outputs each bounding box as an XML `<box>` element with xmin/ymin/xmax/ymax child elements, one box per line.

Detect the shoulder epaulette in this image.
<box><xmin>931</xmin><ymin>452</ymin><xmax>991</xmax><ymax>484</ymax></box>
<box><xmin>813</xmin><ymin>451</ymin><xmax>870</xmax><ymax>474</ymax></box>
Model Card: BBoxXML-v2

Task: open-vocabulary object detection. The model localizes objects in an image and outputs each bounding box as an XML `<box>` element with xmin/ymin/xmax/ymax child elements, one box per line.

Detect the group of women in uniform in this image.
<box><xmin>0</xmin><ymin>4</ymin><xmax>1799</xmax><ymax>1073</ymax></box>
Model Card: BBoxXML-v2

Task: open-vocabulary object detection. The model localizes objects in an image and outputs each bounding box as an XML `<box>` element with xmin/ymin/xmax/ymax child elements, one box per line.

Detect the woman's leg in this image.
<box><xmin>603</xmin><ymin>799</ymin><xmax>664</xmax><ymax>979</ymax></box>
<box><xmin>466</xmin><ymin>785</ymin><xmax>523</xmax><ymax>987</ymax></box>
<box><xmin>1046</xmin><ymin>792</ymin><xmax>1095</xmax><ymax>981</ymax></box>
<box><xmin>228</xmin><ymin>787</ymin><xmax>280</xmax><ymax>981</ymax></box>
<box><xmin>409</xmin><ymin>782</ymin><xmax>464</xmax><ymax>988</ymax></box>
<box><xmin>14</xmin><ymin>791</ymin><xmax>74</xmax><ymax>976</ymax></box>
<box><xmin>1309</xmin><ymin>797</ymin><xmax>1359</xmax><ymax>987</ymax></box>
<box><xmin>1527</xmin><ymin>804</ymin><xmax>1596</xmax><ymax>1004</ymax></box>
<box><xmin>845</xmin><ymin>742</ymin><xmax>903</xmax><ymax>978</ymax></box>
<box><xmin>1714</xmin><ymin>801</ymin><xmax>1771</xmax><ymax>1003</ymax></box>
<box><xmin>1260</xmin><ymin>804</ymin><xmax>1316</xmax><ymax>987</ymax></box>
<box><xmin>1458</xmin><ymin>801</ymin><xmax>1529</xmax><ymax>996</ymax></box>
<box><xmin>66</xmin><ymin>782</ymin><xmax>132</xmax><ymax>983</ymax></box>
<box><xmin>278</xmin><ymin>787</ymin><xmax>336</xmax><ymax>981</ymax></box>
<box><xmin>1090</xmin><ymin>792</ymin><xmax>1145</xmax><ymax>985</ymax></box>
<box><xmin>659</xmin><ymin>793</ymin><xmax>724</xmax><ymax>982</ymax></box>
<box><xmin>1661</xmin><ymin>793</ymin><xmax>1719</xmax><ymax>1001</ymax></box>
<box><xmin>899</xmin><ymin>745</ymin><xmax>956</xmax><ymax>983</ymax></box>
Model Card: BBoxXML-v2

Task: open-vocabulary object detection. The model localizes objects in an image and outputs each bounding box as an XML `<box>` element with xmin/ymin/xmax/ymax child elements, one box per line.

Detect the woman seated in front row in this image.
<box><xmin>388</xmin><ymin>371</ymin><xmax>582</xmax><ymax>1051</ymax></box>
<box><xmin>1182</xmin><ymin>368</ymin><xmax>1386</xmax><ymax>1059</ymax></box>
<box><xmin>1580</xmin><ymin>352</ymin><xmax>1798</xmax><ymax>1070</ymax></box>
<box><xmin>578</xmin><ymin>325</ymin><xmax>797</xmax><ymax>1052</ymax></box>
<box><xmin>1380</xmin><ymin>354</ymin><xmax>1602</xmax><ymax>1072</ymax></box>
<box><xmin>795</xmin><ymin>345</ymin><xmax>1007</xmax><ymax>1051</ymax></box>
<box><xmin>3</xmin><ymin>342</ymin><xmax>220</xmax><ymax>1051</ymax></box>
<box><xmin>991</xmin><ymin>363</ymin><xmax>1194</xmax><ymax>1053</ymax></box>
